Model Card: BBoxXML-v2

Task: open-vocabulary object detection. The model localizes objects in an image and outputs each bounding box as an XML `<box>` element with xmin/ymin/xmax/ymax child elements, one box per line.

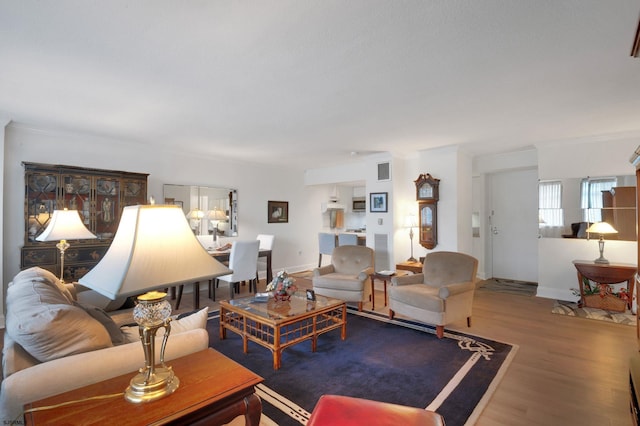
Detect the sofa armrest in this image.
<box><xmin>438</xmin><ymin>281</ymin><xmax>475</xmax><ymax>299</ymax></box>
<box><xmin>0</xmin><ymin>328</ymin><xmax>209</xmax><ymax>422</ymax></box>
<box><xmin>313</xmin><ymin>265</ymin><xmax>336</xmax><ymax>277</ymax></box>
<box><xmin>391</xmin><ymin>273</ymin><xmax>424</xmax><ymax>286</ymax></box>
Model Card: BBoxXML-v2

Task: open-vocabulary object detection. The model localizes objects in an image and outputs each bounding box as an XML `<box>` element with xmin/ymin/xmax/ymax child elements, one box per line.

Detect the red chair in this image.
<box><xmin>307</xmin><ymin>395</ymin><xmax>446</xmax><ymax>426</ymax></box>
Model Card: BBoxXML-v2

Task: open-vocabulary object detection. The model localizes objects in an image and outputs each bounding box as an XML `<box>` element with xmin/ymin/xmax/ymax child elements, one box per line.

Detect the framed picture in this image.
<box><xmin>370</xmin><ymin>192</ymin><xmax>388</xmax><ymax>213</ymax></box>
<box><xmin>268</xmin><ymin>200</ymin><xmax>289</xmax><ymax>223</ymax></box>
<box><xmin>306</xmin><ymin>289</ymin><xmax>316</xmax><ymax>301</ymax></box>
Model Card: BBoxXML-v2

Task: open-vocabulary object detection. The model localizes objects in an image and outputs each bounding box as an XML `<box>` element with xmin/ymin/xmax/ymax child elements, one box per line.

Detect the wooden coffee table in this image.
<box><xmin>219</xmin><ymin>293</ymin><xmax>347</xmax><ymax>370</ymax></box>
<box><xmin>24</xmin><ymin>349</ymin><xmax>263</xmax><ymax>425</ymax></box>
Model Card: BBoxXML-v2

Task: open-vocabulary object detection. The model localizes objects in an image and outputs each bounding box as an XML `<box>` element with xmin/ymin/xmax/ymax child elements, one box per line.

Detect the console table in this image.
<box><xmin>396</xmin><ymin>261</ymin><xmax>423</xmax><ymax>274</ymax></box>
<box><xmin>24</xmin><ymin>349</ymin><xmax>263</xmax><ymax>425</ymax></box>
<box><xmin>572</xmin><ymin>260</ymin><xmax>636</xmax><ymax>309</ymax></box>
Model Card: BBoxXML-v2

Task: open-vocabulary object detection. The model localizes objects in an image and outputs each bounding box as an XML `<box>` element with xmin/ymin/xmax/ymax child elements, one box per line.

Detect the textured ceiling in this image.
<box><xmin>1</xmin><ymin>1</ymin><xmax>640</xmax><ymax>168</ymax></box>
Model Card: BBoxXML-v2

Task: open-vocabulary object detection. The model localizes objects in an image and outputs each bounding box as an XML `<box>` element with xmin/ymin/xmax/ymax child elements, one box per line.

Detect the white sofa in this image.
<box><xmin>1</xmin><ymin>267</ymin><xmax>209</xmax><ymax>422</ymax></box>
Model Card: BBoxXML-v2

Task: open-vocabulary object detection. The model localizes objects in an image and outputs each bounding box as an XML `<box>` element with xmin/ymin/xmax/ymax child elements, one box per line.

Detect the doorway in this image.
<box><xmin>488</xmin><ymin>168</ymin><xmax>539</xmax><ymax>282</ymax></box>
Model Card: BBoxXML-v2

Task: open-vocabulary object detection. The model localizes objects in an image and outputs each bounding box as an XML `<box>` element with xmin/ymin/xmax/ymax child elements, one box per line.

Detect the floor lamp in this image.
<box><xmin>405</xmin><ymin>213</ymin><xmax>418</xmax><ymax>262</ymax></box>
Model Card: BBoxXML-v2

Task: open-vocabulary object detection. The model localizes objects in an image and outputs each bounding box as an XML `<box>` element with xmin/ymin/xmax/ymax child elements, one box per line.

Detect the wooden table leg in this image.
<box><xmin>242</xmin><ymin>315</ymin><xmax>248</xmax><ymax>354</ymax></box>
<box><xmin>245</xmin><ymin>393</ymin><xmax>262</xmax><ymax>426</ymax></box>
<box><xmin>273</xmin><ymin>325</ymin><xmax>281</xmax><ymax>370</ymax></box>
<box><xmin>371</xmin><ymin>276</ymin><xmax>376</xmax><ymax>310</ymax></box>
<box><xmin>219</xmin><ymin>306</ymin><xmax>227</xmax><ymax>339</ymax></box>
<box><xmin>576</xmin><ymin>271</ymin><xmax>586</xmax><ymax>307</ymax></box>
<box><xmin>193</xmin><ymin>281</ymin><xmax>200</xmax><ymax>310</ymax></box>
<box><xmin>383</xmin><ymin>279</ymin><xmax>388</xmax><ymax>307</ymax></box>
<box><xmin>340</xmin><ymin>304</ymin><xmax>347</xmax><ymax>340</ymax></box>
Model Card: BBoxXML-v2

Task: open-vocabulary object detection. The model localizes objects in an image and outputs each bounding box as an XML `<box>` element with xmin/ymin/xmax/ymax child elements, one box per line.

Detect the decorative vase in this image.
<box><xmin>274</xmin><ymin>292</ymin><xmax>291</xmax><ymax>302</ymax></box>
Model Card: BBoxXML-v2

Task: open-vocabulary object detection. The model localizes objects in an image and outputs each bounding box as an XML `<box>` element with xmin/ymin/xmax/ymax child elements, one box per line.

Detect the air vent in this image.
<box><xmin>377</xmin><ymin>162</ymin><xmax>390</xmax><ymax>181</ymax></box>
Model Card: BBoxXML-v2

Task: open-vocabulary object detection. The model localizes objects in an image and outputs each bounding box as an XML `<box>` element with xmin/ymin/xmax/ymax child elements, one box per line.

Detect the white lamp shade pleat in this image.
<box><xmin>79</xmin><ymin>205</ymin><xmax>231</xmax><ymax>299</ymax></box>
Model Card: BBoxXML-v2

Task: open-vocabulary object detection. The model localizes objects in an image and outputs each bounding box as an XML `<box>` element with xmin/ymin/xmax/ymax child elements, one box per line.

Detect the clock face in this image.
<box><xmin>419</xmin><ymin>183</ymin><xmax>433</xmax><ymax>199</ymax></box>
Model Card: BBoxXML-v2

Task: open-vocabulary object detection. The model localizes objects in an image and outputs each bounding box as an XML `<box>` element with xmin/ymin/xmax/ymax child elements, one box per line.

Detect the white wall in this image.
<box><xmin>2</xmin><ymin>123</ymin><xmax>326</xmax><ymax>323</ymax></box>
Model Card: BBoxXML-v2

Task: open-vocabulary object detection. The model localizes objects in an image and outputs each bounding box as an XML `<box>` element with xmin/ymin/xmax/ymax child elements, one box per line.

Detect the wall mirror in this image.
<box><xmin>538</xmin><ymin>174</ymin><xmax>636</xmax><ymax>241</ymax></box>
<box><xmin>163</xmin><ymin>184</ymin><xmax>238</xmax><ymax>237</ymax></box>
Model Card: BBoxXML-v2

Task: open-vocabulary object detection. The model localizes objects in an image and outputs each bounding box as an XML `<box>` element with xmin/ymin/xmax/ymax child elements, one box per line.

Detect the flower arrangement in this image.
<box><xmin>571</xmin><ymin>278</ymin><xmax>630</xmax><ymax>301</ymax></box>
<box><xmin>571</xmin><ymin>277</ymin><xmax>630</xmax><ymax>312</ymax></box>
<box><xmin>266</xmin><ymin>270</ymin><xmax>297</xmax><ymax>301</ymax></box>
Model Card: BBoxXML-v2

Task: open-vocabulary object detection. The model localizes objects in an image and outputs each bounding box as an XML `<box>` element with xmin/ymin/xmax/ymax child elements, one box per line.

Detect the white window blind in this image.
<box><xmin>581</xmin><ymin>178</ymin><xmax>616</xmax><ymax>222</ymax></box>
<box><xmin>538</xmin><ymin>180</ymin><xmax>563</xmax><ymax>227</ymax></box>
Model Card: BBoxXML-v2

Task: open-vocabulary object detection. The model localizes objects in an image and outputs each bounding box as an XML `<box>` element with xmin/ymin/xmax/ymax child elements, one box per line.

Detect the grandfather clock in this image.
<box><xmin>415</xmin><ymin>173</ymin><xmax>440</xmax><ymax>250</ymax></box>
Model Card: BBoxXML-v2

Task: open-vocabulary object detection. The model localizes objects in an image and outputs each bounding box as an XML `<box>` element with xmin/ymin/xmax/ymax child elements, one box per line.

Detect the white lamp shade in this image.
<box><xmin>36</xmin><ymin>209</ymin><xmax>96</xmax><ymax>241</ymax></box>
<box><xmin>586</xmin><ymin>222</ymin><xmax>618</xmax><ymax>235</ymax></box>
<box><xmin>79</xmin><ymin>205</ymin><xmax>231</xmax><ymax>299</ymax></box>
<box><xmin>186</xmin><ymin>209</ymin><xmax>205</xmax><ymax>220</ymax></box>
<box><xmin>207</xmin><ymin>208</ymin><xmax>227</xmax><ymax>221</ymax></box>
<box><xmin>405</xmin><ymin>214</ymin><xmax>418</xmax><ymax>228</ymax></box>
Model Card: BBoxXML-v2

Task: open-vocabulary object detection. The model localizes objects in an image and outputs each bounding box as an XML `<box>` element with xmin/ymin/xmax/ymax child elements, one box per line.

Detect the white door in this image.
<box><xmin>489</xmin><ymin>168</ymin><xmax>539</xmax><ymax>282</ymax></box>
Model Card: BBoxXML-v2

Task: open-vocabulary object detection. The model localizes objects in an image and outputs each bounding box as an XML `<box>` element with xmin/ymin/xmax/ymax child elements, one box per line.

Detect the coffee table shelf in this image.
<box><xmin>219</xmin><ymin>293</ymin><xmax>347</xmax><ymax>370</ymax></box>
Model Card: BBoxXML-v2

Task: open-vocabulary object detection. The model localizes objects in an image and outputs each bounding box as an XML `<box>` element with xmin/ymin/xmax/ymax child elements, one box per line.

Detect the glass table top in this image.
<box><xmin>222</xmin><ymin>292</ymin><xmax>344</xmax><ymax>320</ymax></box>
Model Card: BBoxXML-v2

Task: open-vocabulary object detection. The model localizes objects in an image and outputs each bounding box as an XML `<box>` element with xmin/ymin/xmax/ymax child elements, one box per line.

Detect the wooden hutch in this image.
<box><xmin>21</xmin><ymin>162</ymin><xmax>148</xmax><ymax>282</ymax></box>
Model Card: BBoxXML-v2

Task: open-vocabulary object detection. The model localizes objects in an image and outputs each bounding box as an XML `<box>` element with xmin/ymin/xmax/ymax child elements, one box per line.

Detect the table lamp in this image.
<box><xmin>586</xmin><ymin>221</ymin><xmax>618</xmax><ymax>264</ymax></box>
<box><xmin>207</xmin><ymin>207</ymin><xmax>227</xmax><ymax>244</ymax></box>
<box><xmin>79</xmin><ymin>204</ymin><xmax>231</xmax><ymax>403</ymax></box>
<box><xmin>405</xmin><ymin>213</ymin><xmax>418</xmax><ymax>262</ymax></box>
<box><xmin>186</xmin><ymin>208</ymin><xmax>205</xmax><ymax>234</ymax></box>
<box><xmin>36</xmin><ymin>209</ymin><xmax>97</xmax><ymax>283</ymax></box>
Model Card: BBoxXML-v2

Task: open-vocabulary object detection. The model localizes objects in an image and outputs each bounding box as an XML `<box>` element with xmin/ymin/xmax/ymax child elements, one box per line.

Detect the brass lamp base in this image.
<box><xmin>124</xmin><ymin>366</ymin><xmax>179</xmax><ymax>403</ymax></box>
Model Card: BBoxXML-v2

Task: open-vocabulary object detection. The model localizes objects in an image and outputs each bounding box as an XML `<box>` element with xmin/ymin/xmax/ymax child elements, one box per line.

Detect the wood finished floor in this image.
<box><xmin>177</xmin><ymin>278</ymin><xmax>637</xmax><ymax>426</ymax></box>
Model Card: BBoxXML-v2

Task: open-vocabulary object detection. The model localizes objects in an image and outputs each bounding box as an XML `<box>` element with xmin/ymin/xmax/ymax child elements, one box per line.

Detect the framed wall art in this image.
<box><xmin>370</xmin><ymin>192</ymin><xmax>388</xmax><ymax>213</ymax></box>
<box><xmin>268</xmin><ymin>200</ymin><xmax>289</xmax><ymax>223</ymax></box>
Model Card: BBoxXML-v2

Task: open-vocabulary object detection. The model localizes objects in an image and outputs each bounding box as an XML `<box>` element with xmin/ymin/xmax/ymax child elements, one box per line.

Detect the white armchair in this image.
<box><xmin>389</xmin><ymin>251</ymin><xmax>478</xmax><ymax>338</ymax></box>
<box><xmin>312</xmin><ymin>245</ymin><xmax>374</xmax><ymax>311</ymax></box>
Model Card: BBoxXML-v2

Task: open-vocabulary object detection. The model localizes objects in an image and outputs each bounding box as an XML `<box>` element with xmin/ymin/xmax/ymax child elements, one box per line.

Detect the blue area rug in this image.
<box><xmin>207</xmin><ymin>308</ymin><xmax>516</xmax><ymax>426</ymax></box>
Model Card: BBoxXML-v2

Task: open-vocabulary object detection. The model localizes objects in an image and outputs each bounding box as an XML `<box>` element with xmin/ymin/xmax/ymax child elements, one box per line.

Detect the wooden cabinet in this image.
<box><xmin>21</xmin><ymin>162</ymin><xmax>148</xmax><ymax>281</ymax></box>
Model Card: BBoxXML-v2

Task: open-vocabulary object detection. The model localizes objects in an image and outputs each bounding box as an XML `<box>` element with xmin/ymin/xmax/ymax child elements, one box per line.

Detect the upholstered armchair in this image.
<box><xmin>312</xmin><ymin>245</ymin><xmax>374</xmax><ymax>311</ymax></box>
<box><xmin>389</xmin><ymin>251</ymin><xmax>478</xmax><ymax>338</ymax></box>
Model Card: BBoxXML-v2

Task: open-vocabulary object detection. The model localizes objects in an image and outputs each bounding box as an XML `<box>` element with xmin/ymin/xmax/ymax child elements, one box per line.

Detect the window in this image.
<box><xmin>581</xmin><ymin>177</ymin><xmax>616</xmax><ymax>222</ymax></box>
<box><xmin>538</xmin><ymin>180</ymin><xmax>563</xmax><ymax>227</ymax></box>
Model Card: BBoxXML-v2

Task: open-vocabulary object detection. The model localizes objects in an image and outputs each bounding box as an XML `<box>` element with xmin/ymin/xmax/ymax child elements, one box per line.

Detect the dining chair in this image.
<box><xmin>213</xmin><ymin>240</ymin><xmax>260</xmax><ymax>300</ymax></box>
<box><xmin>256</xmin><ymin>234</ymin><xmax>275</xmax><ymax>287</ymax></box>
<box><xmin>337</xmin><ymin>233</ymin><xmax>358</xmax><ymax>246</ymax></box>
<box><xmin>318</xmin><ymin>232</ymin><xmax>337</xmax><ymax>267</ymax></box>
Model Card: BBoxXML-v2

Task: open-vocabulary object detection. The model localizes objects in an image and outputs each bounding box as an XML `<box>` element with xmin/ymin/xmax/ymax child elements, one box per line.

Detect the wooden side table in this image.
<box><xmin>396</xmin><ymin>261</ymin><xmax>423</xmax><ymax>274</ymax></box>
<box><xmin>24</xmin><ymin>348</ymin><xmax>263</xmax><ymax>425</ymax></box>
<box><xmin>572</xmin><ymin>260</ymin><xmax>636</xmax><ymax>309</ymax></box>
<box><xmin>370</xmin><ymin>271</ymin><xmax>409</xmax><ymax>310</ymax></box>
